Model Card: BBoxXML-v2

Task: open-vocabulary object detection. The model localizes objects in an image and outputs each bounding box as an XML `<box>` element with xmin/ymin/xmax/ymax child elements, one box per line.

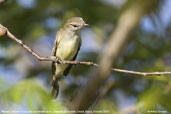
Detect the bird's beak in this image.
<box><xmin>83</xmin><ymin>23</ymin><xmax>89</xmax><ymax>27</ymax></box>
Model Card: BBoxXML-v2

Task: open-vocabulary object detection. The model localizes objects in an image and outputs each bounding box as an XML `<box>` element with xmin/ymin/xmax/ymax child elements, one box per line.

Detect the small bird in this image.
<box><xmin>50</xmin><ymin>17</ymin><xmax>89</xmax><ymax>99</ymax></box>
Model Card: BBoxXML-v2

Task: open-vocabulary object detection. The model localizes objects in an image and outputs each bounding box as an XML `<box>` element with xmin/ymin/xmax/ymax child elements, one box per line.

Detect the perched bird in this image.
<box><xmin>50</xmin><ymin>17</ymin><xmax>89</xmax><ymax>99</ymax></box>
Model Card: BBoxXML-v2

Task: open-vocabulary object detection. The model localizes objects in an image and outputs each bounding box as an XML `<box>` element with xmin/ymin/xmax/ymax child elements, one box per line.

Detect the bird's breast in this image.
<box><xmin>56</xmin><ymin>35</ymin><xmax>81</xmax><ymax>60</ymax></box>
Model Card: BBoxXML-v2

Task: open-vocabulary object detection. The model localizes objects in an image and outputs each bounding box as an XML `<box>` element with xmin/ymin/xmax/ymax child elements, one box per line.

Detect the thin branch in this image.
<box><xmin>0</xmin><ymin>24</ymin><xmax>171</xmax><ymax>77</ymax></box>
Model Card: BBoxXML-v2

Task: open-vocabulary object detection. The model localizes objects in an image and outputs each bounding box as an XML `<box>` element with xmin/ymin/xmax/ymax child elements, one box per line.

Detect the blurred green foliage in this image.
<box><xmin>0</xmin><ymin>0</ymin><xmax>171</xmax><ymax>113</ymax></box>
<box><xmin>0</xmin><ymin>79</ymin><xmax>66</xmax><ymax>111</ymax></box>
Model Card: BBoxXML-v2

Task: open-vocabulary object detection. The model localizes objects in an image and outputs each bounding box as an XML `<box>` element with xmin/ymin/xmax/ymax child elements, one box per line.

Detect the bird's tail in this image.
<box><xmin>50</xmin><ymin>77</ymin><xmax>59</xmax><ymax>99</ymax></box>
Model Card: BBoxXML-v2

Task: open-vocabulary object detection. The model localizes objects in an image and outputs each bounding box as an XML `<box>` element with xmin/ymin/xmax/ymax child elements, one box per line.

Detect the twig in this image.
<box><xmin>0</xmin><ymin>24</ymin><xmax>171</xmax><ymax>76</ymax></box>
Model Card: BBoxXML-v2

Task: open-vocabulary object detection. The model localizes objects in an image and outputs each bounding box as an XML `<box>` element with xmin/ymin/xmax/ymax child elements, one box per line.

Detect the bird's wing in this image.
<box><xmin>63</xmin><ymin>40</ymin><xmax>81</xmax><ymax>76</ymax></box>
<box><xmin>52</xmin><ymin>30</ymin><xmax>61</xmax><ymax>75</ymax></box>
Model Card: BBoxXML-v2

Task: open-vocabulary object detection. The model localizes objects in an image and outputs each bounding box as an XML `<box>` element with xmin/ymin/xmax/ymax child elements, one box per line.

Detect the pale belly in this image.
<box><xmin>55</xmin><ymin>37</ymin><xmax>81</xmax><ymax>77</ymax></box>
<box><xmin>57</xmin><ymin>39</ymin><xmax>79</xmax><ymax>60</ymax></box>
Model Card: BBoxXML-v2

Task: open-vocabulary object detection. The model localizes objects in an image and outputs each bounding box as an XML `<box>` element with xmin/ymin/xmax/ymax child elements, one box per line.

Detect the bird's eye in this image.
<box><xmin>71</xmin><ymin>24</ymin><xmax>78</xmax><ymax>28</ymax></box>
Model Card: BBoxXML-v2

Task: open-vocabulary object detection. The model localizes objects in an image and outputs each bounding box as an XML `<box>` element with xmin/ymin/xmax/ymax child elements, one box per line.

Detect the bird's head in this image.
<box><xmin>64</xmin><ymin>17</ymin><xmax>89</xmax><ymax>31</ymax></box>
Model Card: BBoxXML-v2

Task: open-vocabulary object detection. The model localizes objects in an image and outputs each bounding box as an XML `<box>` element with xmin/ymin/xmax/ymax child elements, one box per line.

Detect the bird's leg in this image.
<box><xmin>55</xmin><ymin>56</ymin><xmax>65</xmax><ymax>64</ymax></box>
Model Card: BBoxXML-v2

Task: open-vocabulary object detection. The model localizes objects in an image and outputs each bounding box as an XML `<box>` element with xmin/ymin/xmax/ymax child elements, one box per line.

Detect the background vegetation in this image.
<box><xmin>0</xmin><ymin>0</ymin><xmax>171</xmax><ymax>113</ymax></box>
